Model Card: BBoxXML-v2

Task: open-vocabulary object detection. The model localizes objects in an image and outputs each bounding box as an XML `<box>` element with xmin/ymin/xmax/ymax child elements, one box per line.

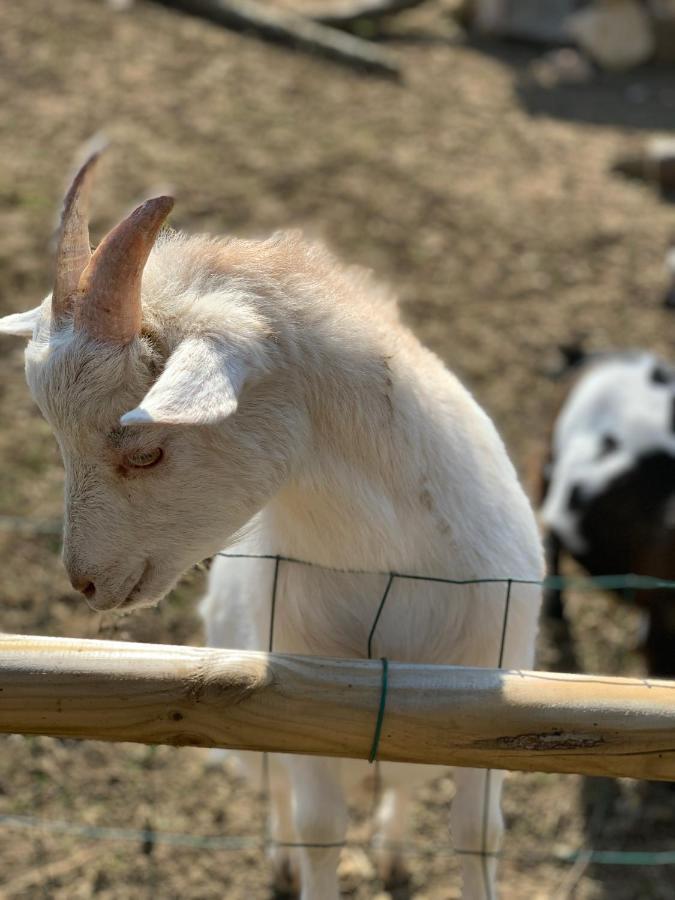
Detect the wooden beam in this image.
<box><xmin>0</xmin><ymin>634</ymin><xmax>674</xmax><ymax>781</ymax></box>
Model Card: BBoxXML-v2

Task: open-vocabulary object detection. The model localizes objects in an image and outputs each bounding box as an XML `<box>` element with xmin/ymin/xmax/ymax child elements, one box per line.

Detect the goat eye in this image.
<box><xmin>599</xmin><ymin>434</ymin><xmax>619</xmax><ymax>457</ymax></box>
<box><xmin>126</xmin><ymin>448</ymin><xmax>163</xmax><ymax>468</ymax></box>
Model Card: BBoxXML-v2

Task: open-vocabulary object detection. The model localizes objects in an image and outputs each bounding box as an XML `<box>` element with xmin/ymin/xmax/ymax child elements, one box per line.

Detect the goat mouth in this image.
<box><xmin>117</xmin><ymin>563</ymin><xmax>154</xmax><ymax>611</ymax></box>
<box><xmin>85</xmin><ymin>563</ymin><xmax>149</xmax><ymax>613</ymax></box>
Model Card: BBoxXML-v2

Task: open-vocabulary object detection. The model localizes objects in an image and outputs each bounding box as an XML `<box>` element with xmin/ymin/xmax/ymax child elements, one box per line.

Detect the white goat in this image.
<box><xmin>1</xmin><ymin>154</ymin><xmax>543</xmax><ymax>900</ymax></box>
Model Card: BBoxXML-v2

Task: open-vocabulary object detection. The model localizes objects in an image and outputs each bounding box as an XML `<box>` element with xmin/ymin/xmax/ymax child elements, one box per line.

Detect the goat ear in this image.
<box><xmin>120</xmin><ymin>337</ymin><xmax>247</xmax><ymax>426</ymax></box>
<box><xmin>0</xmin><ymin>306</ymin><xmax>42</xmax><ymax>338</ymax></box>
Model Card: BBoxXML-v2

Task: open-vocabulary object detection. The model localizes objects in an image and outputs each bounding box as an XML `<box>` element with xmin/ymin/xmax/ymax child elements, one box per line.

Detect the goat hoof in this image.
<box><xmin>271</xmin><ymin>856</ymin><xmax>301</xmax><ymax>899</ymax></box>
<box><xmin>382</xmin><ymin>857</ymin><xmax>411</xmax><ymax>897</ymax></box>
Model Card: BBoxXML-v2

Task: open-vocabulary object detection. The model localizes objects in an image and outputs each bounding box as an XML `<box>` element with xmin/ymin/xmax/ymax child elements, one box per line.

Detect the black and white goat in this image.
<box><xmin>540</xmin><ymin>350</ymin><xmax>675</xmax><ymax>677</ymax></box>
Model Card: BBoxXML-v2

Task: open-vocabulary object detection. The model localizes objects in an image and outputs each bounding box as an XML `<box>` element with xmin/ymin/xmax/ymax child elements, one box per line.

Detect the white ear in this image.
<box><xmin>120</xmin><ymin>337</ymin><xmax>247</xmax><ymax>426</ymax></box>
<box><xmin>0</xmin><ymin>306</ymin><xmax>42</xmax><ymax>337</ymax></box>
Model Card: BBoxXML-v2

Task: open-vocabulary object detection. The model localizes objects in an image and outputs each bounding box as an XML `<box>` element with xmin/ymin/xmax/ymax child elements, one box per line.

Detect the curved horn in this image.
<box><xmin>74</xmin><ymin>196</ymin><xmax>174</xmax><ymax>345</ymax></box>
<box><xmin>52</xmin><ymin>151</ymin><xmax>101</xmax><ymax>326</ymax></box>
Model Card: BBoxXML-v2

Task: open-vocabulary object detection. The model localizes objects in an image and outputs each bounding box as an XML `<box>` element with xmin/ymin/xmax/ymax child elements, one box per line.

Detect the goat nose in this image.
<box><xmin>70</xmin><ymin>575</ymin><xmax>96</xmax><ymax>599</ymax></box>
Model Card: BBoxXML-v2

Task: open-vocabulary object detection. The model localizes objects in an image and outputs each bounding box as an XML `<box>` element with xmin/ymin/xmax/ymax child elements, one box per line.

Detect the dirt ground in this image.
<box><xmin>0</xmin><ymin>1</ymin><xmax>674</xmax><ymax>897</ymax></box>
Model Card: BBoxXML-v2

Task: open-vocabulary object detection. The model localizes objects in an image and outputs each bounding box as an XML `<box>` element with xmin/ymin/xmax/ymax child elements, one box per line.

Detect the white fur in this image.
<box><xmin>2</xmin><ymin>227</ymin><xmax>543</xmax><ymax>899</ymax></box>
<box><xmin>0</xmin><ymin>306</ymin><xmax>42</xmax><ymax>337</ymax></box>
<box><xmin>120</xmin><ymin>336</ymin><xmax>245</xmax><ymax>425</ymax></box>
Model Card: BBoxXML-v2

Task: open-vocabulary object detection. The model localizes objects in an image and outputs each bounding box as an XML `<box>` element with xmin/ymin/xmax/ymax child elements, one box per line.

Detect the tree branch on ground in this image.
<box><xmin>310</xmin><ymin>0</ymin><xmax>431</xmax><ymax>28</ymax></box>
<box><xmin>151</xmin><ymin>0</ymin><xmax>401</xmax><ymax>77</ymax></box>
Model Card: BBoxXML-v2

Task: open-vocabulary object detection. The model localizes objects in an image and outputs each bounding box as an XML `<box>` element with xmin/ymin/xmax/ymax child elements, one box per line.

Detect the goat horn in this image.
<box><xmin>52</xmin><ymin>151</ymin><xmax>101</xmax><ymax>327</ymax></box>
<box><xmin>73</xmin><ymin>196</ymin><xmax>174</xmax><ymax>345</ymax></box>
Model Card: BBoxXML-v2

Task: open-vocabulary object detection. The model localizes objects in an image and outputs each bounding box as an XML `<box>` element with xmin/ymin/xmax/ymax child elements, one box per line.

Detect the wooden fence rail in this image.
<box><xmin>0</xmin><ymin>633</ymin><xmax>674</xmax><ymax>782</ymax></box>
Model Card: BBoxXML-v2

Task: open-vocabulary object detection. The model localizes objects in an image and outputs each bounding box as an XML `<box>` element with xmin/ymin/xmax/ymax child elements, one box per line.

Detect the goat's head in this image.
<box><xmin>1</xmin><ymin>155</ymin><xmax>299</xmax><ymax>610</ymax></box>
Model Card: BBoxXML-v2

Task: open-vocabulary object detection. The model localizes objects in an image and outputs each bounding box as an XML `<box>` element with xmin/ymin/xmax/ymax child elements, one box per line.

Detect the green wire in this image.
<box><xmin>368</xmin><ymin>657</ymin><xmax>388</xmax><ymax>764</ymax></box>
<box><xmin>218</xmin><ymin>553</ymin><xmax>675</xmax><ymax>593</ymax></box>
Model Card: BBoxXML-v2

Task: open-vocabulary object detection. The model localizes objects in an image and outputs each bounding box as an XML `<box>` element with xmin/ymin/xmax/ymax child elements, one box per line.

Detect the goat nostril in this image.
<box><xmin>70</xmin><ymin>575</ymin><xmax>96</xmax><ymax>599</ymax></box>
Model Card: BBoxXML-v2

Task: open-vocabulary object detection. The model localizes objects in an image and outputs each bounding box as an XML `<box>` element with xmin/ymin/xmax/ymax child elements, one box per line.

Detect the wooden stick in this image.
<box><xmin>311</xmin><ymin>0</ymin><xmax>431</xmax><ymax>27</ymax></box>
<box><xmin>152</xmin><ymin>0</ymin><xmax>400</xmax><ymax>78</ymax></box>
<box><xmin>0</xmin><ymin>634</ymin><xmax>674</xmax><ymax>782</ymax></box>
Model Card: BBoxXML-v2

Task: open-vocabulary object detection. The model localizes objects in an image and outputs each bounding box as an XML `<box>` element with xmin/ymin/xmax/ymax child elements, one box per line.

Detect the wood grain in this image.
<box><xmin>0</xmin><ymin>634</ymin><xmax>674</xmax><ymax>781</ymax></box>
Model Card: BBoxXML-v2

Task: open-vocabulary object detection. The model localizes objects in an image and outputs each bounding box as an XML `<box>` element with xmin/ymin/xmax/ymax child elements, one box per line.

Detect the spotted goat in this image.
<box><xmin>540</xmin><ymin>350</ymin><xmax>675</xmax><ymax>677</ymax></box>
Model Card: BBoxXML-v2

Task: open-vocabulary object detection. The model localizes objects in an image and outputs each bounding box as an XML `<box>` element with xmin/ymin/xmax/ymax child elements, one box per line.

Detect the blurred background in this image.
<box><xmin>0</xmin><ymin>1</ymin><xmax>674</xmax><ymax>897</ymax></box>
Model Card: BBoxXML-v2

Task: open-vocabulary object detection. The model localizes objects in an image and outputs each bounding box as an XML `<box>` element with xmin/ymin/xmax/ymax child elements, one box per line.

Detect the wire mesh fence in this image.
<box><xmin>213</xmin><ymin>552</ymin><xmax>675</xmax><ymax>888</ymax></box>
<box><xmin>0</xmin><ymin>523</ymin><xmax>674</xmax><ymax>898</ymax></box>
<box><xmin>223</xmin><ymin>551</ymin><xmax>522</xmax><ymax>900</ymax></box>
